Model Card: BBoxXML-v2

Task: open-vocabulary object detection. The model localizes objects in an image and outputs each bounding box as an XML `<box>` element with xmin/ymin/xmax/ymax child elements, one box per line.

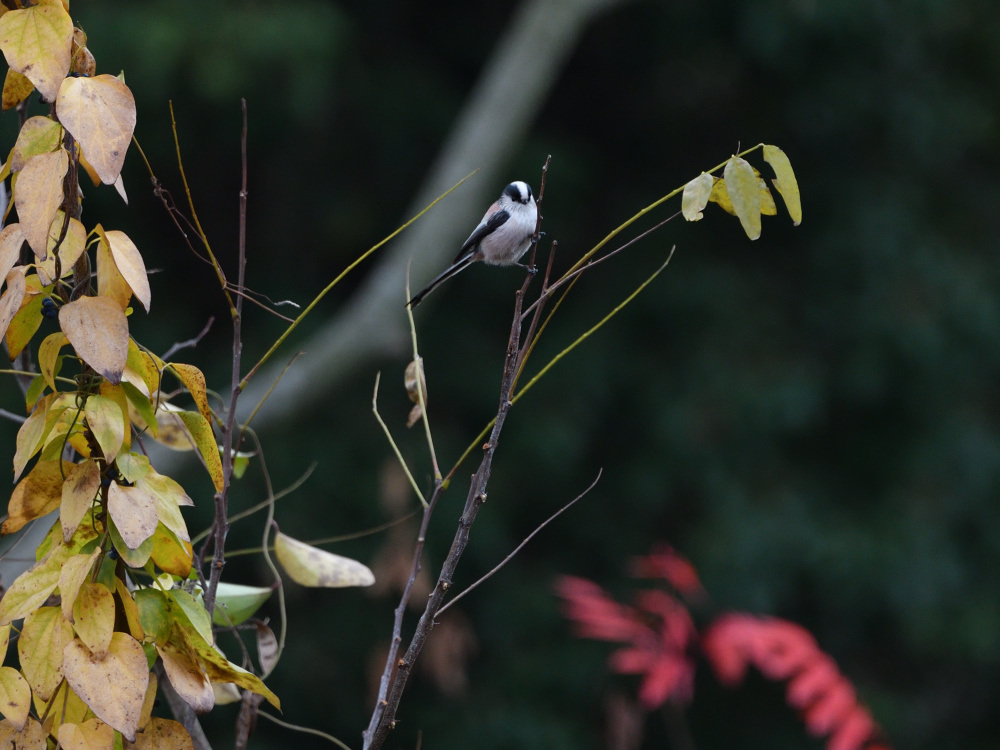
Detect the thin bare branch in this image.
<box><xmin>437</xmin><ymin>469</ymin><xmax>601</xmax><ymax>617</ymax></box>
<box><xmin>161</xmin><ymin>316</ymin><xmax>216</xmax><ymax>360</ymax></box>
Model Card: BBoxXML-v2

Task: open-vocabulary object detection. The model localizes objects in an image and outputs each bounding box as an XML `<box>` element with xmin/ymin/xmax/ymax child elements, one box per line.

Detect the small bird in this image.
<box><xmin>407</xmin><ymin>180</ymin><xmax>538</xmax><ymax>308</ymax></box>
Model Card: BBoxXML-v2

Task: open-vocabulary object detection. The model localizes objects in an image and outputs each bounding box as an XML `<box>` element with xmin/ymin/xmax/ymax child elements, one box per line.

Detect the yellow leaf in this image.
<box><xmin>2</xmin><ymin>68</ymin><xmax>34</xmax><ymax>111</ymax></box>
<box><xmin>107</xmin><ymin>482</ymin><xmax>158</xmax><ymax>550</ymax></box>
<box><xmin>13</xmin><ymin>393</ymin><xmax>52</xmax><ymax>482</ymax></box>
<box><xmin>138</xmin><ymin>472</ymin><xmax>191</xmax><ymax>541</ymax></box>
<box><xmin>58</xmin><ymin>549</ymin><xmax>101</xmax><ymax>620</ymax></box>
<box><xmin>98</xmin><ymin>381</ymin><xmax>131</xmax><ymax>451</ymax></box>
<box><xmin>14</xmin><ymin>148</ymin><xmax>68</xmax><ymax>257</ymax></box>
<box><xmin>763</xmin><ymin>144</ymin><xmax>802</xmax><ymax>226</ymax></box>
<box><xmin>58</xmin><ymin>718</ymin><xmax>114</xmax><ymax>750</ymax></box>
<box><xmin>59</xmin><ymin>296</ymin><xmax>128</xmax><ymax>385</ymax></box>
<box><xmin>56</xmin><ymin>75</ymin><xmax>135</xmax><ymax>184</ymax></box>
<box><xmin>0</xmin><ymin>266</ymin><xmax>26</xmax><ymax>342</ymax></box>
<box><xmin>62</xmin><ymin>632</ymin><xmax>149</xmax><ymax>742</ymax></box>
<box><xmin>174</xmin><ymin>411</ymin><xmax>224</xmax><ymax>493</ymax></box>
<box><xmin>94</xmin><ymin>229</ymin><xmax>132</xmax><ymax>312</ymax></box>
<box><xmin>10</xmin><ymin>115</ymin><xmax>62</xmax><ymax>173</ymax></box>
<box><xmin>156</xmin><ymin>627</ymin><xmax>213</xmax><ymax>714</ymax></box>
<box><xmin>0</xmin><ymin>716</ymin><xmax>45</xmax><ymax>749</ymax></box>
<box><xmin>0</xmin><ymin>625</ymin><xmax>9</xmax><ymax>664</ymax></box>
<box><xmin>126</xmin><ymin>717</ymin><xmax>194</xmax><ymax>750</ymax></box>
<box><xmin>193</xmin><ymin>639</ymin><xmax>279</xmax><ymax>710</ymax></box>
<box><xmin>275</xmin><ymin>531</ymin><xmax>375</xmax><ymax>588</ymax></box>
<box><xmin>2</xmin><ymin>459</ymin><xmax>71</xmax><ymax>535</ymax></box>
<box><xmin>60</xmin><ymin>460</ymin><xmax>100</xmax><ymax>542</ymax></box>
<box><xmin>37</xmin><ymin>330</ymin><xmax>68</xmax><ymax>392</ymax></box>
<box><xmin>0</xmin><ymin>1</ymin><xmax>72</xmax><ymax>102</ymax></box>
<box><xmin>125</xmin><ymin>338</ymin><xmax>162</xmax><ymax>397</ymax></box>
<box><xmin>723</xmin><ymin>155</ymin><xmax>762</xmax><ymax>240</ymax></box>
<box><xmin>32</xmin><ymin>682</ymin><xmax>89</xmax><ymax>739</ymax></box>
<box><xmin>681</xmin><ymin>172</ymin><xmax>714</xmax><ymax>222</ymax></box>
<box><xmin>4</xmin><ymin>272</ymin><xmax>43</xmax><ymax>359</ymax></box>
<box><xmin>0</xmin><ymin>666</ymin><xmax>30</xmax><ymax>730</ymax></box>
<box><xmin>38</xmin><ymin>211</ymin><xmax>86</xmax><ymax>284</ymax></box>
<box><xmin>149</xmin><ymin>524</ymin><xmax>192</xmax><ymax>578</ymax></box>
<box><xmin>18</xmin><ymin>606</ymin><xmax>73</xmax><ymax>701</ymax></box>
<box><xmin>137</xmin><ymin>672</ymin><xmax>157</xmax><ymax>730</ymax></box>
<box><xmin>83</xmin><ymin>394</ymin><xmax>125</xmax><ymax>462</ymax></box>
<box><xmin>150</xmin><ymin>406</ymin><xmax>196</xmax><ymax>451</ymax></box>
<box><xmin>0</xmin><ymin>223</ymin><xmax>24</xmax><ymax>282</ymax></box>
<box><xmin>166</xmin><ymin>363</ymin><xmax>210</xmax><ymax>422</ymax></box>
<box><xmin>114</xmin><ymin>578</ymin><xmax>145</xmax><ymax>643</ymax></box>
<box><xmin>72</xmin><ymin>582</ymin><xmax>115</xmax><ymax>658</ymax></box>
<box><xmin>104</xmin><ymin>230</ymin><xmax>149</xmax><ymax>312</ymax></box>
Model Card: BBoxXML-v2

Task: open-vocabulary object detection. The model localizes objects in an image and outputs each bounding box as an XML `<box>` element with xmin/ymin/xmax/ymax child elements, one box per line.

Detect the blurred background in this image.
<box><xmin>2</xmin><ymin>0</ymin><xmax>999</xmax><ymax>748</ymax></box>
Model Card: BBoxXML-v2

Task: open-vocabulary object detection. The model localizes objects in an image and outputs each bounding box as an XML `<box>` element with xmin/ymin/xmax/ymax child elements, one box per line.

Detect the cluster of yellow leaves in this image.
<box><xmin>681</xmin><ymin>144</ymin><xmax>802</xmax><ymax>240</ymax></box>
<box><xmin>0</xmin><ymin>2</ymin><xmax>281</xmax><ymax>747</ymax></box>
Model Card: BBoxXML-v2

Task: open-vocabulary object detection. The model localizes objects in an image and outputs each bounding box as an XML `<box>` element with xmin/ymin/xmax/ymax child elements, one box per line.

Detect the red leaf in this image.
<box><xmin>787</xmin><ymin>654</ymin><xmax>840</xmax><ymax>709</ymax></box>
<box><xmin>827</xmin><ymin>706</ymin><xmax>875</xmax><ymax>750</ymax></box>
<box><xmin>631</xmin><ymin>544</ymin><xmax>704</xmax><ymax>596</ymax></box>
<box><xmin>802</xmin><ymin>676</ymin><xmax>856</xmax><ymax>735</ymax></box>
<box><xmin>554</xmin><ymin>576</ymin><xmax>644</xmax><ymax>641</ymax></box>
<box><xmin>637</xmin><ymin>657</ymin><xmax>691</xmax><ymax>709</ymax></box>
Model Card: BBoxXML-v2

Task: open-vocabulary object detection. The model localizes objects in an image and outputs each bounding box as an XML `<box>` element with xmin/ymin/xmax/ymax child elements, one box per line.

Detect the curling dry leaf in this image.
<box><xmin>59</xmin><ymin>295</ymin><xmax>128</xmax><ymax>384</ymax></box>
<box><xmin>681</xmin><ymin>173</ymin><xmax>714</xmax><ymax>222</ymax></box>
<box><xmin>14</xmin><ymin>148</ymin><xmax>68</xmax><ymax>257</ymax></box>
<box><xmin>0</xmin><ymin>0</ymin><xmax>72</xmax><ymax>102</ymax></box>
<box><xmin>63</xmin><ymin>632</ymin><xmax>149</xmax><ymax>742</ymax></box>
<box><xmin>57</xmin><ymin>75</ymin><xmax>136</xmax><ymax>185</ymax></box>
<box><xmin>3</xmin><ymin>459</ymin><xmax>72</xmax><ymax>535</ymax></box>
<box><xmin>156</xmin><ymin>631</ymin><xmax>214</xmax><ymax>714</ymax></box>
<box><xmin>275</xmin><ymin>531</ymin><xmax>375</xmax><ymax>588</ymax></box>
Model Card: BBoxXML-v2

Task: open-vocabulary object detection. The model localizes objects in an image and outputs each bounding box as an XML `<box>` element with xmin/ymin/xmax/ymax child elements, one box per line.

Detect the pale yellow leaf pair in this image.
<box><xmin>96</xmin><ymin>225</ymin><xmax>150</xmax><ymax>313</ymax></box>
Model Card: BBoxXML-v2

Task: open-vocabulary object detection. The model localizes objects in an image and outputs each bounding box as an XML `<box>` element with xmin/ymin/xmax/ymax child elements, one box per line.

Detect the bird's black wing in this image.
<box><xmin>453</xmin><ymin>209</ymin><xmax>510</xmax><ymax>262</ymax></box>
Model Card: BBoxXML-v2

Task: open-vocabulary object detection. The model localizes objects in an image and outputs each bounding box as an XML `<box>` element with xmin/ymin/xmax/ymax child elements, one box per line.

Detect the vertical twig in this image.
<box><xmin>204</xmin><ymin>99</ymin><xmax>249</xmax><ymax>618</ymax></box>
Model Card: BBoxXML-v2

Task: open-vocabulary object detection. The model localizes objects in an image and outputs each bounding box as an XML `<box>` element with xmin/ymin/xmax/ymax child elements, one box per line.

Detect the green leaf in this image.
<box><xmin>212</xmin><ymin>582</ymin><xmax>273</xmax><ymax>627</ymax></box>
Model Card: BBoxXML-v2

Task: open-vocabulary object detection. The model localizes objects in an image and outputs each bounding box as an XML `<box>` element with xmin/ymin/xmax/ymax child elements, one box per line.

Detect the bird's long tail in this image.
<box><xmin>407</xmin><ymin>255</ymin><xmax>476</xmax><ymax>308</ymax></box>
